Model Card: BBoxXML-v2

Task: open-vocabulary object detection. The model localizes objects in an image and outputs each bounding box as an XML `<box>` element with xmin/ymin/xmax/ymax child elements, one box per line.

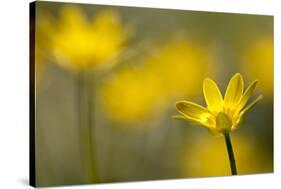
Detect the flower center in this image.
<box><xmin>216</xmin><ymin>112</ymin><xmax>232</xmax><ymax>133</ymax></box>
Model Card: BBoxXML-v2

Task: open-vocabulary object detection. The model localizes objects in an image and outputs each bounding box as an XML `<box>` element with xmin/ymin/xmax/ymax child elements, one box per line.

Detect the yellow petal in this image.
<box><xmin>172</xmin><ymin>115</ymin><xmax>206</xmax><ymax>126</ymax></box>
<box><xmin>224</xmin><ymin>73</ymin><xmax>244</xmax><ymax>112</ymax></box>
<box><xmin>231</xmin><ymin>116</ymin><xmax>244</xmax><ymax>131</ymax></box>
<box><xmin>176</xmin><ymin>101</ymin><xmax>215</xmax><ymax>128</ymax></box>
<box><xmin>240</xmin><ymin>95</ymin><xmax>263</xmax><ymax>116</ymax></box>
<box><xmin>208</xmin><ymin>128</ymin><xmax>223</xmax><ymax>137</ymax></box>
<box><xmin>60</xmin><ymin>6</ymin><xmax>86</xmax><ymax>28</ymax></box>
<box><xmin>172</xmin><ymin>115</ymin><xmax>187</xmax><ymax>120</ymax></box>
<box><xmin>236</xmin><ymin>80</ymin><xmax>258</xmax><ymax>113</ymax></box>
<box><xmin>216</xmin><ymin>112</ymin><xmax>232</xmax><ymax>133</ymax></box>
<box><xmin>203</xmin><ymin>78</ymin><xmax>224</xmax><ymax>114</ymax></box>
<box><xmin>233</xmin><ymin>95</ymin><xmax>262</xmax><ymax>131</ymax></box>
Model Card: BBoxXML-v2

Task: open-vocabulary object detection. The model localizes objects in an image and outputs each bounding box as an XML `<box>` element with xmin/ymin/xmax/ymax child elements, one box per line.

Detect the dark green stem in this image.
<box><xmin>77</xmin><ymin>72</ymin><xmax>97</xmax><ymax>182</ymax></box>
<box><xmin>224</xmin><ymin>133</ymin><xmax>237</xmax><ymax>175</ymax></box>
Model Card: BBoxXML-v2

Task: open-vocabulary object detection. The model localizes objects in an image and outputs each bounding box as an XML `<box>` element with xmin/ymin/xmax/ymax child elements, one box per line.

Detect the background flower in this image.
<box><xmin>100</xmin><ymin>38</ymin><xmax>214</xmax><ymax>124</ymax></box>
<box><xmin>50</xmin><ymin>6</ymin><xmax>128</xmax><ymax>72</ymax></box>
<box><xmin>35</xmin><ymin>12</ymin><xmax>55</xmax><ymax>82</ymax></box>
<box><xmin>181</xmin><ymin>133</ymin><xmax>273</xmax><ymax>177</ymax></box>
<box><xmin>241</xmin><ymin>37</ymin><xmax>273</xmax><ymax>98</ymax></box>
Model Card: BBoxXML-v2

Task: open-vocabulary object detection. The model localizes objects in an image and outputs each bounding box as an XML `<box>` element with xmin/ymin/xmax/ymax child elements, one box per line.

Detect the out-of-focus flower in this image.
<box><xmin>51</xmin><ymin>6</ymin><xmax>128</xmax><ymax>72</ymax></box>
<box><xmin>175</xmin><ymin>73</ymin><xmax>262</xmax><ymax>135</ymax></box>
<box><xmin>100</xmin><ymin>69</ymin><xmax>161</xmax><ymax>124</ymax></box>
<box><xmin>35</xmin><ymin>12</ymin><xmax>55</xmax><ymax>80</ymax></box>
<box><xmin>145</xmin><ymin>39</ymin><xmax>213</xmax><ymax>99</ymax></box>
<box><xmin>100</xmin><ymin>38</ymin><xmax>213</xmax><ymax>124</ymax></box>
<box><xmin>241</xmin><ymin>37</ymin><xmax>273</xmax><ymax>97</ymax></box>
<box><xmin>182</xmin><ymin>134</ymin><xmax>273</xmax><ymax>177</ymax></box>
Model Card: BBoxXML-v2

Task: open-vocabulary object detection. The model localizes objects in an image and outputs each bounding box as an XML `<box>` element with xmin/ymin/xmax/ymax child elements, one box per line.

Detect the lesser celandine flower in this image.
<box><xmin>144</xmin><ymin>38</ymin><xmax>213</xmax><ymax>99</ymax></box>
<box><xmin>51</xmin><ymin>6</ymin><xmax>128</xmax><ymax>72</ymax></box>
<box><xmin>44</xmin><ymin>6</ymin><xmax>129</xmax><ymax>182</ymax></box>
<box><xmin>101</xmin><ymin>68</ymin><xmax>160</xmax><ymax>124</ymax></box>
<box><xmin>35</xmin><ymin>12</ymin><xmax>55</xmax><ymax>82</ymax></box>
<box><xmin>100</xmin><ymin>38</ymin><xmax>213</xmax><ymax>124</ymax></box>
<box><xmin>242</xmin><ymin>37</ymin><xmax>273</xmax><ymax>97</ymax></box>
<box><xmin>175</xmin><ymin>73</ymin><xmax>262</xmax><ymax>175</ymax></box>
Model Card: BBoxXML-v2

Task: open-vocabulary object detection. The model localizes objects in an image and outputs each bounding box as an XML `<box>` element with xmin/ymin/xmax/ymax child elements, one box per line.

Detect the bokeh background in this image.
<box><xmin>33</xmin><ymin>1</ymin><xmax>273</xmax><ymax>187</ymax></box>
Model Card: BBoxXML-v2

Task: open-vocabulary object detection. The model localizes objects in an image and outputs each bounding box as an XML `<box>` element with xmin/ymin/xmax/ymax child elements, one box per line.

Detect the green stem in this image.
<box><xmin>224</xmin><ymin>133</ymin><xmax>237</xmax><ymax>175</ymax></box>
<box><xmin>77</xmin><ymin>72</ymin><xmax>97</xmax><ymax>182</ymax></box>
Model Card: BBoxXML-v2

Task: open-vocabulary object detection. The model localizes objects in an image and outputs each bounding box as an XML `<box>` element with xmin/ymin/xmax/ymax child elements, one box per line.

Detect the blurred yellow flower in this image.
<box><xmin>145</xmin><ymin>39</ymin><xmax>213</xmax><ymax>99</ymax></box>
<box><xmin>100</xmin><ymin>69</ymin><xmax>161</xmax><ymax>124</ymax></box>
<box><xmin>100</xmin><ymin>38</ymin><xmax>213</xmax><ymax>124</ymax></box>
<box><xmin>175</xmin><ymin>73</ymin><xmax>262</xmax><ymax>135</ymax></box>
<box><xmin>241</xmin><ymin>37</ymin><xmax>273</xmax><ymax>97</ymax></box>
<box><xmin>182</xmin><ymin>134</ymin><xmax>272</xmax><ymax>177</ymax></box>
<box><xmin>51</xmin><ymin>6</ymin><xmax>128</xmax><ymax>72</ymax></box>
<box><xmin>35</xmin><ymin>12</ymin><xmax>55</xmax><ymax>81</ymax></box>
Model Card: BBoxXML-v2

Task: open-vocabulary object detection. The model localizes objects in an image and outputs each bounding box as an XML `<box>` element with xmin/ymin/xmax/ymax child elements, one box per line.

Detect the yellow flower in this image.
<box><xmin>51</xmin><ymin>6</ymin><xmax>128</xmax><ymax>72</ymax></box>
<box><xmin>175</xmin><ymin>73</ymin><xmax>263</xmax><ymax>135</ymax></box>
<box><xmin>100</xmin><ymin>38</ymin><xmax>213</xmax><ymax>124</ymax></box>
<box><xmin>144</xmin><ymin>38</ymin><xmax>213</xmax><ymax>99</ymax></box>
<box><xmin>241</xmin><ymin>37</ymin><xmax>273</xmax><ymax>97</ymax></box>
<box><xmin>35</xmin><ymin>11</ymin><xmax>55</xmax><ymax>81</ymax></box>
<box><xmin>100</xmin><ymin>68</ymin><xmax>160</xmax><ymax>124</ymax></box>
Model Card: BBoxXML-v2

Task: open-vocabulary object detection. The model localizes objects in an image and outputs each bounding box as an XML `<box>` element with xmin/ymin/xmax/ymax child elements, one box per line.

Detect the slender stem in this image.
<box><xmin>224</xmin><ymin>133</ymin><xmax>237</xmax><ymax>175</ymax></box>
<box><xmin>77</xmin><ymin>72</ymin><xmax>97</xmax><ymax>182</ymax></box>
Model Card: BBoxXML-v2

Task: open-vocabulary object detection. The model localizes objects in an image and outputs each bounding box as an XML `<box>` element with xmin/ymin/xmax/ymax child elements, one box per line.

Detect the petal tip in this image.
<box><xmin>232</xmin><ymin>73</ymin><xmax>243</xmax><ymax>82</ymax></box>
<box><xmin>203</xmin><ymin>78</ymin><xmax>212</xmax><ymax>83</ymax></box>
<box><xmin>253</xmin><ymin>80</ymin><xmax>259</xmax><ymax>86</ymax></box>
<box><xmin>175</xmin><ymin>101</ymin><xmax>185</xmax><ymax>110</ymax></box>
<box><xmin>203</xmin><ymin>78</ymin><xmax>216</xmax><ymax>86</ymax></box>
<box><xmin>234</xmin><ymin>72</ymin><xmax>242</xmax><ymax>77</ymax></box>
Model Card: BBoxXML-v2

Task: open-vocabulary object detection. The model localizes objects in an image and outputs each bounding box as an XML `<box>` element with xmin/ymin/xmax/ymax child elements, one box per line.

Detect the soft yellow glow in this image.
<box><xmin>35</xmin><ymin>12</ymin><xmax>55</xmax><ymax>80</ymax></box>
<box><xmin>50</xmin><ymin>6</ymin><xmax>128</xmax><ymax>72</ymax></box>
<box><xmin>242</xmin><ymin>37</ymin><xmax>273</xmax><ymax>97</ymax></box>
<box><xmin>176</xmin><ymin>73</ymin><xmax>262</xmax><ymax>135</ymax></box>
<box><xmin>144</xmin><ymin>39</ymin><xmax>213</xmax><ymax>99</ymax></box>
<box><xmin>182</xmin><ymin>134</ymin><xmax>272</xmax><ymax>177</ymax></box>
<box><xmin>100</xmin><ymin>69</ymin><xmax>161</xmax><ymax>124</ymax></box>
<box><xmin>100</xmin><ymin>38</ymin><xmax>213</xmax><ymax>124</ymax></box>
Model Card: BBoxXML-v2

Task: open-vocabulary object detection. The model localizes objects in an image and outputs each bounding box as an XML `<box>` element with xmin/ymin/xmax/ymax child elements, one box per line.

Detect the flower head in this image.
<box><xmin>241</xmin><ymin>37</ymin><xmax>273</xmax><ymax>97</ymax></box>
<box><xmin>100</xmin><ymin>38</ymin><xmax>213</xmax><ymax>124</ymax></box>
<box><xmin>175</xmin><ymin>73</ymin><xmax>262</xmax><ymax>135</ymax></box>
<box><xmin>51</xmin><ymin>6</ymin><xmax>128</xmax><ymax>72</ymax></box>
